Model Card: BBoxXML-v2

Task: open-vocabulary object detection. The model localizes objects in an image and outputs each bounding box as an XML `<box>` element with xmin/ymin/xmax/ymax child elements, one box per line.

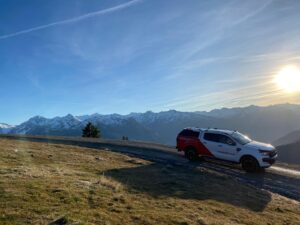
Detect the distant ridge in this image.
<box><xmin>277</xmin><ymin>140</ymin><xmax>300</xmax><ymax>165</ymax></box>
<box><xmin>1</xmin><ymin>103</ymin><xmax>300</xmax><ymax>146</ymax></box>
<box><xmin>273</xmin><ymin>130</ymin><xmax>300</xmax><ymax>146</ymax></box>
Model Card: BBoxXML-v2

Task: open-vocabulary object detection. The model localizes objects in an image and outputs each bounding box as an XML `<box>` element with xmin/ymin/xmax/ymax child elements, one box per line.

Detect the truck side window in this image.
<box><xmin>204</xmin><ymin>133</ymin><xmax>219</xmax><ymax>142</ymax></box>
<box><xmin>204</xmin><ymin>133</ymin><xmax>235</xmax><ymax>145</ymax></box>
<box><xmin>219</xmin><ymin>135</ymin><xmax>236</xmax><ymax>146</ymax></box>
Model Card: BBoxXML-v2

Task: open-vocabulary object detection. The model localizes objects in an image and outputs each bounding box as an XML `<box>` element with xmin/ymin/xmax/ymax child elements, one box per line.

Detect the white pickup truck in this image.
<box><xmin>176</xmin><ymin>128</ymin><xmax>278</xmax><ymax>172</ymax></box>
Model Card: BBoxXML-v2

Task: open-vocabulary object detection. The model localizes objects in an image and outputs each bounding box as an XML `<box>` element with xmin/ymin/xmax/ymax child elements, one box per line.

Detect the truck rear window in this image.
<box><xmin>179</xmin><ymin>130</ymin><xmax>199</xmax><ymax>137</ymax></box>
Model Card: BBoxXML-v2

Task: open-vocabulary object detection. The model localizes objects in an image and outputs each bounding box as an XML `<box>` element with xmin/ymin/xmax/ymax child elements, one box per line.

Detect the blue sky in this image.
<box><xmin>1</xmin><ymin>0</ymin><xmax>300</xmax><ymax>124</ymax></box>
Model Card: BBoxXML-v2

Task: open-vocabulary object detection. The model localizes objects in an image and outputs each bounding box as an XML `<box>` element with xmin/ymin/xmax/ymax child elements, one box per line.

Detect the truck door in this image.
<box><xmin>217</xmin><ymin>135</ymin><xmax>238</xmax><ymax>161</ymax></box>
<box><xmin>202</xmin><ymin>132</ymin><xmax>222</xmax><ymax>158</ymax></box>
<box><xmin>202</xmin><ymin>132</ymin><xmax>237</xmax><ymax>161</ymax></box>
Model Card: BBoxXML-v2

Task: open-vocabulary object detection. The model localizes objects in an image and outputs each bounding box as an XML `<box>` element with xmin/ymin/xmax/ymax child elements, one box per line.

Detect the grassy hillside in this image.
<box><xmin>0</xmin><ymin>139</ymin><xmax>299</xmax><ymax>225</ymax></box>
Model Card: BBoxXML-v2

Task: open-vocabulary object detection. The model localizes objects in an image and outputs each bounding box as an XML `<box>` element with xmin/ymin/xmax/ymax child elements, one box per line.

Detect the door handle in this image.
<box><xmin>218</xmin><ymin>144</ymin><xmax>222</xmax><ymax>147</ymax></box>
<box><xmin>203</xmin><ymin>141</ymin><xmax>207</xmax><ymax>144</ymax></box>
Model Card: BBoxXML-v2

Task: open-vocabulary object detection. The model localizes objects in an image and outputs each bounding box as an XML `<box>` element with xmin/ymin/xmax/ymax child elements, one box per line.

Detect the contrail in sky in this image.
<box><xmin>0</xmin><ymin>0</ymin><xmax>142</xmax><ymax>40</ymax></box>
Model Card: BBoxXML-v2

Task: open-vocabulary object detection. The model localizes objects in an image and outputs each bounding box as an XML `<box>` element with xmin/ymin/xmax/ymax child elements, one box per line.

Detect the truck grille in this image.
<box><xmin>270</xmin><ymin>150</ymin><xmax>277</xmax><ymax>157</ymax></box>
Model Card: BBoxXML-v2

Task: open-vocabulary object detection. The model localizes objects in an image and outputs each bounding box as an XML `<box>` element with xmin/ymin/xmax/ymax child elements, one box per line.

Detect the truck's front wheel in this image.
<box><xmin>241</xmin><ymin>156</ymin><xmax>260</xmax><ymax>172</ymax></box>
<box><xmin>185</xmin><ymin>148</ymin><xmax>198</xmax><ymax>161</ymax></box>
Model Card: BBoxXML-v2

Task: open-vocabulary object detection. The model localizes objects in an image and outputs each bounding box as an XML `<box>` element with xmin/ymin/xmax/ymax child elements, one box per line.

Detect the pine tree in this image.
<box><xmin>82</xmin><ymin>122</ymin><xmax>100</xmax><ymax>138</ymax></box>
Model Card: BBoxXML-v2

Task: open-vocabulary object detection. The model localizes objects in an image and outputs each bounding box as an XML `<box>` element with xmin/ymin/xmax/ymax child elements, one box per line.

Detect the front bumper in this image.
<box><xmin>260</xmin><ymin>154</ymin><xmax>278</xmax><ymax>167</ymax></box>
<box><xmin>263</xmin><ymin>157</ymin><xmax>276</xmax><ymax>164</ymax></box>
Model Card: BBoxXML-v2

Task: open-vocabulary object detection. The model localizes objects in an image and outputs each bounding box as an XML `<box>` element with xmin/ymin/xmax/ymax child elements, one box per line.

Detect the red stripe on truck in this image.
<box><xmin>196</xmin><ymin>141</ymin><xmax>214</xmax><ymax>157</ymax></box>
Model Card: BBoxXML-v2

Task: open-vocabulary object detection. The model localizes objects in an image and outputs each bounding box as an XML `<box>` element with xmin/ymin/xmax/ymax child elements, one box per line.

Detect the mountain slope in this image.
<box><xmin>273</xmin><ymin>130</ymin><xmax>300</xmax><ymax>146</ymax></box>
<box><xmin>277</xmin><ymin>141</ymin><xmax>300</xmax><ymax>165</ymax></box>
<box><xmin>8</xmin><ymin>114</ymin><xmax>159</xmax><ymax>142</ymax></box>
<box><xmin>9</xmin><ymin>115</ymin><xmax>82</xmax><ymax>136</ymax></box>
<box><xmin>199</xmin><ymin>104</ymin><xmax>300</xmax><ymax>142</ymax></box>
<box><xmin>130</xmin><ymin>110</ymin><xmax>221</xmax><ymax>144</ymax></box>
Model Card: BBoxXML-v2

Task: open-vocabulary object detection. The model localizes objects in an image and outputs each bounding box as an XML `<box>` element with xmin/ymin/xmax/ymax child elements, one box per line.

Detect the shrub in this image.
<box><xmin>82</xmin><ymin>122</ymin><xmax>100</xmax><ymax>138</ymax></box>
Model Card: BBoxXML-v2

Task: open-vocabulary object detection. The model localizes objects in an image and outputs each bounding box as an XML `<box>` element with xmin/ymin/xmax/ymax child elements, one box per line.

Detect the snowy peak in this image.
<box><xmin>50</xmin><ymin>114</ymin><xmax>82</xmax><ymax>129</ymax></box>
<box><xmin>0</xmin><ymin>123</ymin><xmax>15</xmax><ymax>134</ymax></box>
<box><xmin>9</xmin><ymin>114</ymin><xmax>83</xmax><ymax>134</ymax></box>
<box><xmin>0</xmin><ymin>123</ymin><xmax>14</xmax><ymax>129</ymax></box>
<box><xmin>26</xmin><ymin>116</ymin><xmax>48</xmax><ymax>126</ymax></box>
<box><xmin>127</xmin><ymin>110</ymin><xmax>199</xmax><ymax>124</ymax></box>
<box><xmin>84</xmin><ymin>113</ymin><xmax>125</xmax><ymax>125</ymax></box>
<box><xmin>197</xmin><ymin>105</ymin><xmax>265</xmax><ymax>118</ymax></box>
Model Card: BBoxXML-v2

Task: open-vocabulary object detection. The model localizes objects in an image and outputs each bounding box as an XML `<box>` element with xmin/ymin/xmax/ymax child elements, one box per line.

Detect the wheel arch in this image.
<box><xmin>184</xmin><ymin>145</ymin><xmax>198</xmax><ymax>152</ymax></box>
<box><xmin>239</xmin><ymin>154</ymin><xmax>257</xmax><ymax>163</ymax></box>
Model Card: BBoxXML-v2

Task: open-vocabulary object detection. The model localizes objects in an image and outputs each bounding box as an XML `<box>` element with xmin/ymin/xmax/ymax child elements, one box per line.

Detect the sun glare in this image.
<box><xmin>275</xmin><ymin>65</ymin><xmax>300</xmax><ymax>93</ymax></box>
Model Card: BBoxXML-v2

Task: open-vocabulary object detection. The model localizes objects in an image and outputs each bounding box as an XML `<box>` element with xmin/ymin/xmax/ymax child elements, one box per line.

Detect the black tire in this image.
<box><xmin>185</xmin><ymin>148</ymin><xmax>198</xmax><ymax>161</ymax></box>
<box><xmin>241</xmin><ymin>156</ymin><xmax>260</xmax><ymax>172</ymax></box>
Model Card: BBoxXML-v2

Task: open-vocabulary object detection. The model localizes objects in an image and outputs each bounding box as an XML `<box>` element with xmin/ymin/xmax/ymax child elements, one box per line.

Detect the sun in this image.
<box><xmin>275</xmin><ymin>65</ymin><xmax>300</xmax><ymax>93</ymax></box>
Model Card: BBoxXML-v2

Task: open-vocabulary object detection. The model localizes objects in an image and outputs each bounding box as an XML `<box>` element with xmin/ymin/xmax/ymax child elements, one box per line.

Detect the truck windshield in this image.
<box><xmin>231</xmin><ymin>132</ymin><xmax>252</xmax><ymax>145</ymax></box>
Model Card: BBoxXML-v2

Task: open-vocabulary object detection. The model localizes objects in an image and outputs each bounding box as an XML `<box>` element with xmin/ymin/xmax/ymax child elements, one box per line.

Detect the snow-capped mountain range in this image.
<box><xmin>0</xmin><ymin>123</ymin><xmax>13</xmax><ymax>129</ymax></box>
<box><xmin>0</xmin><ymin>123</ymin><xmax>15</xmax><ymax>134</ymax></box>
<box><xmin>1</xmin><ymin>103</ymin><xmax>300</xmax><ymax>145</ymax></box>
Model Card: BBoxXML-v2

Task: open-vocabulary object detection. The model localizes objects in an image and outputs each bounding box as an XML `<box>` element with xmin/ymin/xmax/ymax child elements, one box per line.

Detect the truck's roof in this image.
<box><xmin>183</xmin><ymin>127</ymin><xmax>235</xmax><ymax>135</ymax></box>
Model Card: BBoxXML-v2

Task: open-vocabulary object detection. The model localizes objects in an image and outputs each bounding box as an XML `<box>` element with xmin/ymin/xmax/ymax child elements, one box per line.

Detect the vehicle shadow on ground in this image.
<box><xmin>105</xmin><ymin>162</ymin><xmax>271</xmax><ymax>212</ymax></box>
<box><xmin>191</xmin><ymin>158</ymin><xmax>300</xmax><ymax>201</ymax></box>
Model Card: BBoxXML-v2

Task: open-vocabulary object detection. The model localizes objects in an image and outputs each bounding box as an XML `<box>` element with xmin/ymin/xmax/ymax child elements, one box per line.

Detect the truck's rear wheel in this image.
<box><xmin>185</xmin><ymin>148</ymin><xmax>198</xmax><ymax>161</ymax></box>
<box><xmin>241</xmin><ymin>156</ymin><xmax>260</xmax><ymax>172</ymax></box>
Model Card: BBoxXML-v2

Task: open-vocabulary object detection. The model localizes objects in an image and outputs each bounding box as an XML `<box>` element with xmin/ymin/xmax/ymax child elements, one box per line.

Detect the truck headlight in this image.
<box><xmin>259</xmin><ymin>150</ymin><xmax>270</xmax><ymax>156</ymax></box>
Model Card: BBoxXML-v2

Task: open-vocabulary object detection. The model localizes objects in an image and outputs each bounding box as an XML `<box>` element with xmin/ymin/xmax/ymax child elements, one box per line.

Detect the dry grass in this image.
<box><xmin>0</xmin><ymin>138</ymin><xmax>299</xmax><ymax>225</ymax></box>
